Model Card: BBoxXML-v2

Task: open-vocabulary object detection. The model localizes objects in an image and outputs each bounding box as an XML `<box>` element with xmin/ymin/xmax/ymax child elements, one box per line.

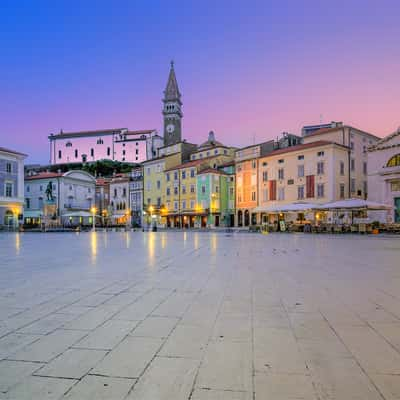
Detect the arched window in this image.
<box><xmin>387</xmin><ymin>154</ymin><xmax>400</xmax><ymax>167</ymax></box>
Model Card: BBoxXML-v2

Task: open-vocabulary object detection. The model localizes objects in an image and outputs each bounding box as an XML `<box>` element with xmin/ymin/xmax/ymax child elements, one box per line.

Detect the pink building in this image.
<box><xmin>49</xmin><ymin>128</ymin><xmax>163</xmax><ymax>165</ymax></box>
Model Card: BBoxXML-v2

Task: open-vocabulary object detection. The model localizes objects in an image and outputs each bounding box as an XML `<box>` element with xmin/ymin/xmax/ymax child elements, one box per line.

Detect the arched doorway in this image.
<box><xmin>4</xmin><ymin>210</ymin><xmax>14</xmax><ymax>227</ymax></box>
<box><xmin>237</xmin><ymin>210</ymin><xmax>243</xmax><ymax>226</ymax></box>
<box><xmin>244</xmin><ymin>210</ymin><xmax>250</xmax><ymax>226</ymax></box>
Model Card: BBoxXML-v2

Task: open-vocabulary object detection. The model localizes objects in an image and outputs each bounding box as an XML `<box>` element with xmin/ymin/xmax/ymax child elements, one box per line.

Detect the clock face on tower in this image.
<box><xmin>166</xmin><ymin>124</ymin><xmax>175</xmax><ymax>134</ymax></box>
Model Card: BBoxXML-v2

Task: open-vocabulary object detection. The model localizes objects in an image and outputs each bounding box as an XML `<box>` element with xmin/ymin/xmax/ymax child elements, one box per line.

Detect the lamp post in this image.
<box><xmin>91</xmin><ymin>206</ymin><xmax>96</xmax><ymax>232</ymax></box>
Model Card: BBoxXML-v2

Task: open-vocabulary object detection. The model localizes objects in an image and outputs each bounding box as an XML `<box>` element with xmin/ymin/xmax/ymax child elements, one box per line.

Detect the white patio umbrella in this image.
<box><xmin>315</xmin><ymin>199</ymin><xmax>391</xmax><ymax>211</ymax></box>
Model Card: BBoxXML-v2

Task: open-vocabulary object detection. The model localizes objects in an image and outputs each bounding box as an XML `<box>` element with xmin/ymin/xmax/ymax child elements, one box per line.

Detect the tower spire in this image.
<box><xmin>164</xmin><ymin>60</ymin><xmax>181</xmax><ymax>103</ymax></box>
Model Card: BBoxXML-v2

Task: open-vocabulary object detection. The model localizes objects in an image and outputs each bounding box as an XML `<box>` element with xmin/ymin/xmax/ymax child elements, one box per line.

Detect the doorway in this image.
<box><xmin>215</xmin><ymin>215</ymin><xmax>220</xmax><ymax>227</ymax></box>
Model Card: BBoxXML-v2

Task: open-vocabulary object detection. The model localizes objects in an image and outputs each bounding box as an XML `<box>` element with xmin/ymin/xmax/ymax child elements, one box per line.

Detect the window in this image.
<box><xmin>317</xmin><ymin>183</ymin><xmax>324</xmax><ymax>198</ymax></box>
<box><xmin>317</xmin><ymin>151</ymin><xmax>325</xmax><ymax>157</ymax></box>
<box><xmin>182</xmin><ymin>185</ymin><xmax>186</xmax><ymax>194</ymax></box>
<box><xmin>340</xmin><ymin>184</ymin><xmax>345</xmax><ymax>199</ymax></box>
<box><xmin>278</xmin><ymin>168</ymin><xmax>284</xmax><ymax>180</ymax></box>
<box><xmin>107</xmin><ymin>147</ymin><xmax>111</xmax><ymax>156</ymax></box>
<box><xmin>97</xmin><ymin>138</ymin><xmax>103</xmax><ymax>144</ymax></box>
<box><xmin>114</xmin><ymin>188</ymin><xmax>117</xmax><ymax>197</ymax></box>
<box><xmin>136</xmin><ymin>149</ymin><xmax>138</xmax><ymax>155</ymax></box>
<box><xmin>390</xmin><ymin>181</ymin><xmax>400</xmax><ymax>191</ymax></box>
<box><xmin>182</xmin><ymin>170</ymin><xmax>186</xmax><ymax>179</ymax></box>
<box><xmin>166</xmin><ymin>173</ymin><xmax>170</xmax><ymax>182</ymax></box>
<box><xmin>206</xmin><ymin>151</ymin><xmax>210</xmax><ymax>157</ymax></box>
<box><xmin>157</xmin><ymin>197</ymin><xmax>161</xmax><ymax>207</ymax></box>
<box><xmin>278</xmin><ymin>159</ymin><xmax>284</xmax><ymax>164</ymax></box>
<box><xmin>252</xmin><ymin>160</ymin><xmax>256</xmax><ymax>169</ymax></box>
<box><xmin>317</xmin><ymin>161</ymin><xmax>324</xmax><ymax>175</ymax></box>
<box><xmin>147</xmin><ymin>198</ymin><xmax>151</xmax><ymax>205</ymax></box>
<box><xmin>278</xmin><ymin>187</ymin><xmax>285</xmax><ymax>201</ymax></box>
<box><xmin>262</xmin><ymin>171</ymin><xmax>268</xmax><ymax>182</ymax></box>
<box><xmin>201</xmin><ymin>185</ymin><xmax>206</xmax><ymax>194</ymax></box>
<box><xmin>66</xmin><ymin>141</ymin><xmax>72</xmax><ymax>147</ymax></box>
<box><xmin>351</xmin><ymin>178</ymin><xmax>356</xmax><ymax>193</ymax></box>
<box><xmin>174</xmin><ymin>186</ymin><xmax>178</xmax><ymax>195</ymax></box>
<box><xmin>262</xmin><ymin>188</ymin><xmax>268</xmax><ymax>201</ymax></box>
<box><xmin>298</xmin><ymin>165</ymin><xmax>304</xmax><ymax>178</ymax></box>
<box><xmin>215</xmin><ymin>186</ymin><xmax>219</xmax><ymax>193</ymax></box>
<box><xmin>224</xmin><ymin>149</ymin><xmax>227</xmax><ymax>155</ymax></box>
<box><xmin>363</xmin><ymin>162</ymin><xmax>367</xmax><ymax>175</ymax></box>
<box><xmin>26</xmin><ymin>185</ymin><xmax>30</xmax><ymax>192</ymax></box>
<box><xmin>190</xmin><ymin>200</ymin><xmax>195</xmax><ymax>209</ymax></box>
<box><xmin>298</xmin><ymin>185</ymin><xmax>304</xmax><ymax>200</ymax></box>
<box><xmin>251</xmin><ymin>191</ymin><xmax>256</xmax><ymax>201</ymax></box>
<box><xmin>190</xmin><ymin>185</ymin><xmax>195</xmax><ymax>193</ymax></box>
<box><xmin>40</xmin><ymin>185</ymin><xmax>43</xmax><ymax>191</ymax></box>
<box><xmin>122</xmin><ymin>188</ymin><xmax>126</xmax><ymax>197</ymax></box>
<box><xmin>166</xmin><ymin>187</ymin><xmax>170</xmax><ymax>196</ymax></box>
<box><xmin>58</xmin><ymin>150</ymin><xmax>62</xmax><ymax>159</ymax></box>
<box><xmin>350</xmin><ymin>141</ymin><xmax>354</xmax><ymax>151</ymax></box>
<box><xmin>25</xmin><ymin>198</ymin><xmax>30</xmax><ymax>209</ymax></box>
<box><xmin>190</xmin><ymin>169</ymin><xmax>195</xmax><ymax>178</ymax></box>
<box><xmin>6</xmin><ymin>163</ymin><xmax>11</xmax><ymax>173</ymax></box>
<box><xmin>174</xmin><ymin>171</ymin><xmax>178</xmax><ymax>181</ymax></box>
<box><xmin>351</xmin><ymin>159</ymin><xmax>355</xmax><ymax>171</ymax></box>
<box><xmin>90</xmin><ymin>148</ymin><xmax>94</xmax><ymax>157</ymax></box>
<box><xmin>340</xmin><ymin>161</ymin><xmax>345</xmax><ymax>175</ymax></box>
<box><xmin>297</xmin><ymin>155</ymin><xmax>304</xmax><ymax>160</ymax></box>
<box><xmin>182</xmin><ymin>200</ymin><xmax>186</xmax><ymax>210</ymax></box>
<box><xmin>156</xmin><ymin>180</ymin><xmax>161</xmax><ymax>189</ymax></box>
<box><xmin>262</xmin><ymin>161</ymin><xmax>268</xmax><ymax>167</ymax></box>
<box><xmin>146</xmin><ymin>181</ymin><xmax>151</xmax><ymax>191</ymax></box>
<box><xmin>214</xmin><ymin>149</ymin><xmax>218</xmax><ymax>155</ymax></box>
<box><xmin>230</xmin><ymin>187</ymin><xmax>234</xmax><ymax>197</ymax></box>
<box><xmin>174</xmin><ymin>201</ymin><xmax>178</xmax><ymax>210</ymax></box>
<box><xmin>5</xmin><ymin>182</ymin><xmax>13</xmax><ymax>197</ymax></box>
<box><xmin>122</xmin><ymin>150</ymin><xmax>126</xmax><ymax>156</ymax></box>
<box><xmin>363</xmin><ymin>181</ymin><xmax>368</xmax><ymax>195</ymax></box>
<box><xmin>147</xmin><ymin>167</ymin><xmax>151</xmax><ymax>175</ymax></box>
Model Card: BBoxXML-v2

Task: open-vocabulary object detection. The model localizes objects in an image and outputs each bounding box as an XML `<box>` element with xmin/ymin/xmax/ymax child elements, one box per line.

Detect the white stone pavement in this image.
<box><xmin>0</xmin><ymin>231</ymin><xmax>399</xmax><ymax>399</ymax></box>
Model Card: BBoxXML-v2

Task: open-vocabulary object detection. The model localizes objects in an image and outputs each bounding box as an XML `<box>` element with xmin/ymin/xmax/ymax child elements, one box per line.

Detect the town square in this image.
<box><xmin>1</xmin><ymin>1</ymin><xmax>400</xmax><ymax>399</ymax></box>
<box><xmin>0</xmin><ymin>230</ymin><xmax>400</xmax><ymax>399</ymax></box>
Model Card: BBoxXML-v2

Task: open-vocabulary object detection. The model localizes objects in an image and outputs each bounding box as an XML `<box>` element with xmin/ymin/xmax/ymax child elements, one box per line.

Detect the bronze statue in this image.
<box><xmin>45</xmin><ymin>181</ymin><xmax>54</xmax><ymax>201</ymax></box>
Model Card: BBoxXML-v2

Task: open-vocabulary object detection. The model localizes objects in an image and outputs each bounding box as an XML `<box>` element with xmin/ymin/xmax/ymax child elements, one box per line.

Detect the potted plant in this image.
<box><xmin>371</xmin><ymin>221</ymin><xmax>380</xmax><ymax>234</ymax></box>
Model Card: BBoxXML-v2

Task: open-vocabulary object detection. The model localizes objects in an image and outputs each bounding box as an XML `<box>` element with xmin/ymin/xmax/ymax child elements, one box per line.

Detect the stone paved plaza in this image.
<box><xmin>0</xmin><ymin>231</ymin><xmax>399</xmax><ymax>399</ymax></box>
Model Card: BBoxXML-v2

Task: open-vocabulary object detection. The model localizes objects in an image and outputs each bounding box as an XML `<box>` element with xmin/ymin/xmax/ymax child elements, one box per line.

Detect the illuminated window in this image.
<box><xmin>387</xmin><ymin>154</ymin><xmax>400</xmax><ymax>167</ymax></box>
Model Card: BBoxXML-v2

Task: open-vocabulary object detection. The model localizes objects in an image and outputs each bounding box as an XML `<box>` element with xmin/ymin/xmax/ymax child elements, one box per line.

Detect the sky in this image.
<box><xmin>1</xmin><ymin>0</ymin><xmax>399</xmax><ymax>163</ymax></box>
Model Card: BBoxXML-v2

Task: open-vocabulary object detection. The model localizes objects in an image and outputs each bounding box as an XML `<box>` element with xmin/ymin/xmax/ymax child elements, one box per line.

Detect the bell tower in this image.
<box><xmin>162</xmin><ymin>61</ymin><xmax>182</xmax><ymax>146</ymax></box>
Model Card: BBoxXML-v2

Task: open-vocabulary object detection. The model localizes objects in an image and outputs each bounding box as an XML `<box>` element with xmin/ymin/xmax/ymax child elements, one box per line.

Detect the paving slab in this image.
<box><xmin>125</xmin><ymin>356</ymin><xmax>199</xmax><ymax>399</ymax></box>
<box><xmin>1</xmin><ymin>375</ymin><xmax>77</xmax><ymax>400</ymax></box>
<box><xmin>63</xmin><ymin>375</ymin><xmax>135</xmax><ymax>399</ymax></box>
<box><xmin>73</xmin><ymin>319</ymin><xmax>139</xmax><ymax>350</ymax></box>
<box><xmin>130</xmin><ymin>316</ymin><xmax>179</xmax><ymax>338</ymax></box>
<box><xmin>0</xmin><ymin>360</ymin><xmax>44</xmax><ymax>393</ymax></box>
<box><xmin>34</xmin><ymin>348</ymin><xmax>107</xmax><ymax>379</ymax></box>
<box><xmin>91</xmin><ymin>336</ymin><xmax>163</xmax><ymax>378</ymax></box>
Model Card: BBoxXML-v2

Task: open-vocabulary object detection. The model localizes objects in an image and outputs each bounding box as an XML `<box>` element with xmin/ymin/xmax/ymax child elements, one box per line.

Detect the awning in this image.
<box><xmin>62</xmin><ymin>211</ymin><xmax>95</xmax><ymax>218</ymax></box>
<box><xmin>315</xmin><ymin>199</ymin><xmax>392</xmax><ymax>211</ymax></box>
<box><xmin>23</xmin><ymin>210</ymin><xmax>43</xmax><ymax>218</ymax></box>
<box><xmin>253</xmin><ymin>202</ymin><xmax>318</xmax><ymax>213</ymax></box>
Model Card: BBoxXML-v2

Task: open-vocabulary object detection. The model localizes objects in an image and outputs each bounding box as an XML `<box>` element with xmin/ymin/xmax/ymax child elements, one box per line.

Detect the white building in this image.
<box><xmin>49</xmin><ymin>128</ymin><xmax>163</xmax><ymax>165</ymax></box>
<box><xmin>0</xmin><ymin>146</ymin><xmax>26</xmax><ymax>228</ymax></box>
<box><xmin>368</xmin><ymin>128</ymin><xmax>400</xmax><ymax>223</ymax></box>
<box><xmin>24</xmin><ymin>170</ymin><xmax>96</xmax><ymax>225</ymax></box>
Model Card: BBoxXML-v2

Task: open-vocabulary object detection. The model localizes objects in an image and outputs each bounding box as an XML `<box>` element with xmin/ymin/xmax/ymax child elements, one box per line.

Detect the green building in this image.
<box><xmin>196</xmin><ymin>162</ymin><xmax>235</xmax><ymax>228</ymax></box>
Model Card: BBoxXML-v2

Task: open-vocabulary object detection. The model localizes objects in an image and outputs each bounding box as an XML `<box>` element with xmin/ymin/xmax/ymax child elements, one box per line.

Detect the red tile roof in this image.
<box><xmin>262</xmin><ymin>140</ymin><xmax>347</xmax><ymax>158</ymax></box>
<box><xmin>198</xmin><ymin>168</ymin><xmax>228</xmax><ymax>175</ymax></box>
<box><xmin>164</xmin><ymin>155</ymin><xmax>222</xmax><ymax>172</ymax></box>
<box><xmin>0</xmin><ymin>146</ymin><xmax>27</xmax><ymax>157</ymax></box>
<box><xmin>306</xmin><ymin>125</ymin><xmax>380</xmax><ymax>140</ymax></box>
<box><xmin>25</xmin><ymin>172</ymin><xmax>63</xmax><ymax>180</ymax></box>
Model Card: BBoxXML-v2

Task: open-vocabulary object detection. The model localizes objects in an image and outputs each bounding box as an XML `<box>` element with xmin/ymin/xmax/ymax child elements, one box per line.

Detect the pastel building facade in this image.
<box><xmin>129</xmin><ymin>165</ymin><xmax>144</xmax><ymax>227</ymax></box>
<box><xmin>109</xmin><ymin>175</ymin><xmax>130</xmax><ymax>225</ymax></box>
<box><xmin>24</xmin><ymin>170</ymin><xmax>96</xmax><ymax>225</ymax></box>
<box><xmin>49</xmin><ymin>129</ymin><xmax>163</xmax><ymax>165</ymax></box>
<box><xmin>368</xmin><ymin>128</ymin><xmax>400</xmax><ymax>222</ymax></box>
<box><xmin>302</xmin><ymin>122</ymin><xmax>380</xmax><ymax>199</ymax></box>
<box><xmin>0</xmin><ymin>147</ymin><xmax>26</xmax><ymax>228</ymax></box>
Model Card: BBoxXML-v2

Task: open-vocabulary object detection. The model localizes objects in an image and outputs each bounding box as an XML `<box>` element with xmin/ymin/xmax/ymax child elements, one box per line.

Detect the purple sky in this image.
<box><xmin>1</xmin><ymin>0</ymin><xmax>399</xmax><ymax>163</ymax></box>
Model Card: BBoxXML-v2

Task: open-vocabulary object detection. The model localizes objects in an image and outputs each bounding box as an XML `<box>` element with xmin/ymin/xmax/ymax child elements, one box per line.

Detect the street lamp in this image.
<box><xmin>90</xmin><ymin>206</ymin><xmax>96</xmax><ymax>231</ymax></box>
